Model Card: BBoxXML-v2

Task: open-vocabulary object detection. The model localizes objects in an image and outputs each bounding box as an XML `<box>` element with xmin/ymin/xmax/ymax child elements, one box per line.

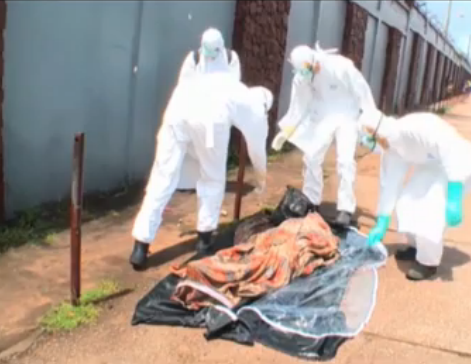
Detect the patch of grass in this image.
<box><xmin>268</xmin><ymin>150</ymin><xmax>284</xmax><ymax>163</ymax></box>
<box><xmin>0</xmin><ymin>182</ymin><xmax>145</xmax><ymax>254</ymax></box>
<box><xmin>81</xmin><ymin>279</ymin><xmax>121</xmax><ymax>304</ymax></box>
<box><xmin>40</xmin><ymin>280</ymin><xmax>121</xmax><ymax>333</ymax></box>
<box><xmin>41</xmin><ymin>302</ymin><xmax>100</xmax><ymax>333</ymax></box>
<box><xmin>436</xmin><ymin>106</ymin><xmax>451</xmax><ymax>114</ymax></box>
<box><xmin>0</xmin><ymin>206</ymin><xmax>65</xmax><ymax>252</ymax></box>
<box><xmin>43</xmin><ymin>233</ymin><xmax>56</xmax><ymax>245</ymax></box>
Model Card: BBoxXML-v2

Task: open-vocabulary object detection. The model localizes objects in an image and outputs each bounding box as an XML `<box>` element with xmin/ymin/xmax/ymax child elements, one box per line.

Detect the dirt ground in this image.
<box><xmin>2</xmin><ymin>97</ymin><xmax>471</xmax><ymax>363</ymax></box>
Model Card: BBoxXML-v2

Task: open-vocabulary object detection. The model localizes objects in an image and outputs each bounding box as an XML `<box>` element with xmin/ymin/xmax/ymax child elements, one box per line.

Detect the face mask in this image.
<box><xmin>292</xmin><ymin>67</ymin><xmax>313</xmax><ymax>80</ymax></box>
<box><xmin>201</xmin><ymin>44</ymin><xmax>219</xmax><ymax>59</ymax></box>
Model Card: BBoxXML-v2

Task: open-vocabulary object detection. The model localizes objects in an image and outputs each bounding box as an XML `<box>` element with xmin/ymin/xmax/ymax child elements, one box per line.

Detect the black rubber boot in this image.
<box><xmin>129</xmin><ymin>241</ymin><xmax>149</xmax><ymax>271</ymax></box>
<box><xmin>406</xmin><ymin>261</ymin><xmax>438</xmax><ymax>281</ymax></box>
<box><xmin>308</xmin><ymin>204</ymin><xmax>320</xmax><ymax>213</ymax></box>
<box><xmin>196</xmin><ymin>231</ymin><xmax>214</xmax><ymax>254</ymax></box>
<box><xmin>335</xmin><ymin>211</ymin><xmax>352</xmax><ymax>227</ymax></box>
<box><xmin>395</xmin><ymin>247</ymin><xmax>416</xmax><ymax>261</ymax></box>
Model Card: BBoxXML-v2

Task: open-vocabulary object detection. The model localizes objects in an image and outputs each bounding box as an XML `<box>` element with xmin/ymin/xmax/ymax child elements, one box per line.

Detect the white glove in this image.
<box><xmin>271</xmin><ymin>132</ymin><xmax>288</xmax><ymax>151</ymax></box>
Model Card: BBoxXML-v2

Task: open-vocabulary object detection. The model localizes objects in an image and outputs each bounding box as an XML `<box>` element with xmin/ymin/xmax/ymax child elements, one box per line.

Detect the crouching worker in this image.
<box><xmin>359</xmin><ymin>108</ymin><xmax>471</xmax><ymax>281</ymax></box>
<box><xmin>129</xmin><ymin>73</ymin><xmax>273</xmax><ymax>271</ymax></box>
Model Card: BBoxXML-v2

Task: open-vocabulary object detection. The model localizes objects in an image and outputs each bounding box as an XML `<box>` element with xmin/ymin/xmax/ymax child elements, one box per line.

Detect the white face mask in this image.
<box><xmin>201</xmin><ymin>44</ymin><xmax>220</xmax><ymax>59</ymax></box>
<box><xmin>292</xmin><ymin>67</ymin><xmax>313</xmax><ymax>80</ymax></box>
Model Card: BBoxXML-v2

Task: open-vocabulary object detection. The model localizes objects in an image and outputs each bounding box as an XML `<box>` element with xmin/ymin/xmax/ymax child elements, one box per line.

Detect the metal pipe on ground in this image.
<box><xmin>70</xmin><ymin>133</ymin><xmax>85</xmax><ymax>306</ymax></box>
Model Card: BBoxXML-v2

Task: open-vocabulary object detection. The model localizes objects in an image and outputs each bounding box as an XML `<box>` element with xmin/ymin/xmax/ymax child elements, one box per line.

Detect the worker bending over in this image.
<box><xmin>359</xmin><ymin>108</ymin><xmax>471</xmax><ymax>280</ymax></box>
<box><xmin>272</xmin><ymin>43</ymin><xmax>376</xmax><ymax>227</ymax></box>
<box><xmin>129</xmin><ymin>73</ymin><xmax>272</xmax><ymax>271</ymax></box>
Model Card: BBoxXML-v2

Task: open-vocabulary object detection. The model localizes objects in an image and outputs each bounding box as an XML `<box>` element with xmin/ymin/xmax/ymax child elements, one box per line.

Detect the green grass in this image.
<box><xmin>80</xmin><ymin>280</ymin><xmax>121</xmax><ymax>304</ymax></box>
<box><xmin>0</xmin><ymin>181</ymin><xmax>145</xmax><ymax>254</ymax></box>
<box><xmin>0</xmin><ymin>206</ymin><xmax>65</xmax><ymax>252</ymax></box>
<box><xmin>436</xmin><ymin>106</ymin><xmax>451</xmax><ymax>114</ymax></box>
<box><xmin>41</xmin><ymin>280</ymin><xmax>121</xmax><ymax>333</ymax></box>
<box><xmin>40</xmin><ymin>302</ymin><xmax>100</xmax><ymax>333</ymax></box>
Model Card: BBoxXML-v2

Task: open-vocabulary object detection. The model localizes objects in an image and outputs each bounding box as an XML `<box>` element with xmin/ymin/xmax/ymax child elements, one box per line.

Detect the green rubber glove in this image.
<box><xmin>446</xmin><ymin>181</ymin><xmax>464</xmax><ymax>227</ymax></box>
<box><xmin>367</xmin><ymin>215</ymin><xmax>391</xmax><ymax>246</ymax></box>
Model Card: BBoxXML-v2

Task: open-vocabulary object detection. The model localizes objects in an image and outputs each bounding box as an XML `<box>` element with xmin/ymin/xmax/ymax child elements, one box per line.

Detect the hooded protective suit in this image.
<box><xmin>132</xmin><ymin>73</ymin><xmax>272</xmax><ymax>245</ymax></box>
<box><xmin>272</xmin><ymin>44</ymin><xmax>376</xmax><ymax>216</ymax></box>
<box><xmin>358</xmin><ymin>108</ymin><xmax>471</xmax><ymax>268</ymax></box>
<box><xmin>177</xmin><ymin>28</ymin><xmax>242</xmax><ymax>190</ymax></box>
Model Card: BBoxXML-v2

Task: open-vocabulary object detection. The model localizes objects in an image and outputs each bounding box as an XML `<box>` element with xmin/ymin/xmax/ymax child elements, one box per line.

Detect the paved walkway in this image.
<box><xmin>2</xmin><ymin>97</ymin><xmax>471</xmax><ymax>363</ymax></box>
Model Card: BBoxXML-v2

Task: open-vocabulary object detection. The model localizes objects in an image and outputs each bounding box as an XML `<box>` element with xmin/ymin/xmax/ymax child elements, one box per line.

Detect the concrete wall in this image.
<box><xmin>362</xmin><ymin>15</ymin><xmax>377</xmax><ymax>79</ymax></box>
<box><xmin>3</xmin><ymin>0</ymin><xmax>235</xmax><ymax>215</ymax></box>
<box><xmin>126</xmin><ymin>0</ymin><xmax>236</xmax><ymax>181</ymax></box>
<box><xmin>3</xmin><ymin>0</ymin><xmax>470</xmax><ymax>215</ymax></box>
<box><xmin>370</xmin><ymin>22</ymin><xmax>389</xmax><ymax>106</ymax></box>
<box><xmin>279</xmin><ymin>0</ymin><xmax>470</xmax><ymax>118</ymax></box>
<box><xmin>278</xmin><ymin>0</ymin><xmax>319</xmax><ymax>116</ymax></box>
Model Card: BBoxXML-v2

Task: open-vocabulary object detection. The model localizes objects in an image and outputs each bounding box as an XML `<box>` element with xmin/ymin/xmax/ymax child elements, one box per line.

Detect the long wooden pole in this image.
<box><xmin>71</xmin><ymin>133</ymin><xmax>85</xmax><ymax>306</ymax></box>
<box><xmin>233</xmin><ymin>130</ymin><xmax>247</xmax><ymax>221</ymax></box>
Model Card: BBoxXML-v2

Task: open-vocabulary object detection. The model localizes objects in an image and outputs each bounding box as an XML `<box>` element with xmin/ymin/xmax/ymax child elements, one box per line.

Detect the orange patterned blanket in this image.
<box><xmin>171</xmin><ymin>213</ymin><xmax>340</xmax><ymax>310</ymax></box>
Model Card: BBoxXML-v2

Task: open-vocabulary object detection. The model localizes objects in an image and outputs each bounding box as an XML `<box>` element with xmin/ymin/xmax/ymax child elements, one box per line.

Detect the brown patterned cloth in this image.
<box><xmin>171</xmin><ymin>213</ymin><xmax>340</xmax><ymax>310</ymax></box>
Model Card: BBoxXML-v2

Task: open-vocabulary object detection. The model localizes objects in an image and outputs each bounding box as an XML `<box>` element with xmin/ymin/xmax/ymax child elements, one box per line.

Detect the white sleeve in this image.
<box><xmin>436</xmin><ymin>131</ymin><xmax>469</xmax><ymax>182</ymax></box>
<box><xmin>344</xmin><ymin>61</ymin><xmax>377</xmax><ymax>114</ymax></box>
<box><xmin>177</xmin><ymin>51</ymin><xmax>197</xmax><ymax>84</ymax></box>
<box><xmin>377</xmin><ymin>151</ymin><xmax>410</xmax><ymax>216</ymax></box>
<box><xmin>229</xmin><ymin>51</ymin><xmax>242</xmax><ymax>82</ymax></box>
<box><xmin>231</xmin><ymin>101</ymin><xmax>268</xmax><ymax>176</ymax></box>
<box><xmin>278</xmin><ymin>74</ymin><xmax>311</xmax><ymax>133</ymax></box>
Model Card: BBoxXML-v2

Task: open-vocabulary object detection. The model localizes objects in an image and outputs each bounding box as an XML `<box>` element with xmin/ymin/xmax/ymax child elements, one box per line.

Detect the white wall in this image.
<box><xmin>279</xmin><ymin>0</ymin><xmax>469</xmax><ymax>116</ymax></box>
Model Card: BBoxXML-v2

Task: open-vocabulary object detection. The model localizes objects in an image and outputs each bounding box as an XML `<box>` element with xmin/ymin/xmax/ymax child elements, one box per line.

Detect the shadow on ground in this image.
<box><xmin>0</xmin><ymin>169</ymin><xmax>257</xmax><ymax>254</ymax></box>
<box><xmin>177</xmin><ymin>180</ymin><xmax>255</xmax><ymax>197</ymax></box>
<box><xmin>146</xmin><ymin>217</ymin><xmax>241</xmax><ymax>271</ymax></box>
<box><xmin>0</xmin><ymin>181</ymin><xmax>148</xmax><ymax>253</ymax></box>
<box><xmin>386</xmin><ymin>243</ymin><xmax>470</xmax><ymax>282</ymax></box>
<box><xmin>145</xmin><ymin>200</ymin><xmax>369</xmax><ymax>272</ymax></box>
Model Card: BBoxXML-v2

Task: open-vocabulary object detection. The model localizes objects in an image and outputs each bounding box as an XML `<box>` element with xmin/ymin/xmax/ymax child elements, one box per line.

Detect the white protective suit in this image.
<box><xmin>176</xmin><ymin>28</ymin><xmax>242</xmax><ymax>190</ymax></box>
<box><xmin>274</xmin><ymin>44</ymin><xmax>376</xmax><ymax>214</ymax></box>
<box><xmin>359</xmin><ymin>108</ymin><xmax>471</xmax><ymax>266</ymax></box>
<box><xmin>132</xmin><ymin>73</ymin><xmax>272</xmax><ymax>244</ymax></box>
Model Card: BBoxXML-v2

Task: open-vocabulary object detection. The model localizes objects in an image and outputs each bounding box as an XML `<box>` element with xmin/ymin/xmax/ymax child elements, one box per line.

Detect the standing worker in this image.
<box><xmin>129</xmin><ymin>73</ymin><xmax>272</xmax><ymax>271</ymax></box>
<box><xmin>178</xmin><ymin>27</ymin><xmax>241</xmax><ymax>82</ymax></box>
<box><xmin>177</xmin><ymin>27</ymin><xmax>242</xmax><ymax>190</ymax></box>
<box><xmin>272</xmin><ymin>44</ymin><xmax>376</xmax><ymax>227</ymax></box>
<box><xmin>359</xmin><ymin>107</ymin><xmax>471</xmax><ymax>281</ymax></box>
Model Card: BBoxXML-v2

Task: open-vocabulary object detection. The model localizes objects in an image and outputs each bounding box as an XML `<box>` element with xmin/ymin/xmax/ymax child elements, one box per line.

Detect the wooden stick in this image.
<box><xmin>233</xmin><ymin>130</ymin><xmax>247</xmax><ymax>221</ymax></box>
<box><xmin>70</xmin><ymin>133</ymin><xmax>85</xmax><ymax>306</ymax></box>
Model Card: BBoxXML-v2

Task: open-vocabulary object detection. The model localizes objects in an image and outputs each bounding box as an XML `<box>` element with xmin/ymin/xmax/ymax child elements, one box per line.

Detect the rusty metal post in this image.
<box><xmin>70</xmin><ymin>133</ymin><xmax>85</xmax><ymax>306</ymax></box>
<box><xmin>233</xmin><ymin>130</ymin><xmax>247</xmax><ymax>221</ymax></box>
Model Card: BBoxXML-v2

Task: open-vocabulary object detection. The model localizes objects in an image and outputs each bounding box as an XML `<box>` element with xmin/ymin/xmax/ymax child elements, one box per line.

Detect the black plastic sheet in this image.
<box><xmin>131</xmin><ymin>187</ymin><xmax>386</xmax><ymax>361</ymax></box>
